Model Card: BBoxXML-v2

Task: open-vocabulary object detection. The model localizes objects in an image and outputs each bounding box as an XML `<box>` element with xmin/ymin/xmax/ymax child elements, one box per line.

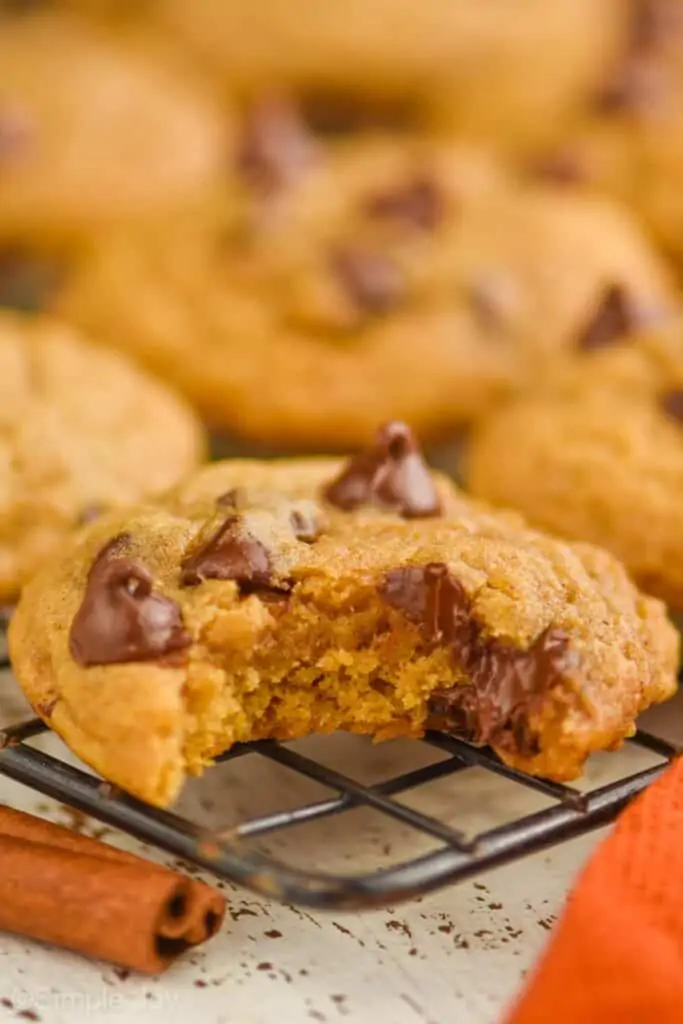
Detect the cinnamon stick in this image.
<box><xmin>0</xmin><ymin>805</ymin><xmax>226</xmax><ymax>974</ymax></box>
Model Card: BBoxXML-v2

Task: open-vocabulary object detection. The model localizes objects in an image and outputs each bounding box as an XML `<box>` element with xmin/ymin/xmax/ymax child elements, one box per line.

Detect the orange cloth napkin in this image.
<box><xmin>507</xmin><ymin>756</ymin><xmax>683</xmax><ymax>1024</ymax></box>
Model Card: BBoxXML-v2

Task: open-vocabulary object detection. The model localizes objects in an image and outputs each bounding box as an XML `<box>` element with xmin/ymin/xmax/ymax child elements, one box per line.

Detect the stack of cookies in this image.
<box><xmin>1</xmin><ymin>1</ymin><xmax>682</xmax><ymax>806</ymax></box>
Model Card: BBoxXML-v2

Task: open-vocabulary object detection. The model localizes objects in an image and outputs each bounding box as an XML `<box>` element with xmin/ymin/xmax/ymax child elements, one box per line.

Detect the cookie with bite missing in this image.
<box><xmin>10</xmin><ymin>422</ymin><xmax>678</xmax><ymax>807</ymax></box>
<box><xmin>55</xmin><ymin>125</ymin><xmax>674</xmax><ymax>448</ymax></box>
<box><xmin>0</xmin><ymin>310</ymin><xmax>204</xmax><ymax>602</ymax></box>
<box><xmin>466</xmin><ymin>306</ymin><xmax>683</xmax><ymax>609</ymax></box>
<box><xmin>0</xmin><ymin>10</ymin><xmax>229</xmax><ymax>241</ymax></box>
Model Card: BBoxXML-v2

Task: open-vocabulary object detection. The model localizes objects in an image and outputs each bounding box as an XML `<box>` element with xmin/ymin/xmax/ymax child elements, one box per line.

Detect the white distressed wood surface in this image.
<box><xmin>0</xmin><ymin>670</ymin><xmax>677</xmax><ymax>1024</ymax></box>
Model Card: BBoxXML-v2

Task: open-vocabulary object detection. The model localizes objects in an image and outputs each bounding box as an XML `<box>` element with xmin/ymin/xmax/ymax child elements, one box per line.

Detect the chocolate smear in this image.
<box><xmin>576</xmin><ymin>284</ymin><xmax>639</xmax><ymax>351</ymax></box>
<box><xmin>381</xmin><ymin>562</ymin><xmax>572</xmax><ymax>755</ymax></box>
<box><xmin>331</xmin><ymin>246</ymin><xmax>404</xmax><ymax>316</ymax></box>
<box><xmin>69</xmin><ymin>535</ymin><xmax>191</xmax><ymax>667</ymax></box>
<box><xmin>364</xmin><ymin>175</ymin><xmax>444</xmax><ymax>231</ymax></box>
<box><xmin>236</xmin><ymin>95</ymin><xmax>316</xmax><ymax>196</ymax></box>
<box><xmin>181</xmin><ymin>517</ymin><xmax>287</xmax><ymax>591</ymax></box>
<box><xmin>324</xmin><ymin>421</ymin><xmax>441</xmax><ymax>518</ymax></box>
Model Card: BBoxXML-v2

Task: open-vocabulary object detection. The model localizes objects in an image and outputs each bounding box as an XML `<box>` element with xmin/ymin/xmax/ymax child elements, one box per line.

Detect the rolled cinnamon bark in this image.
<box><xmin>0</xmin><ymin>805</ymin><xmax>226</xmax><ymax>973</ymax></box>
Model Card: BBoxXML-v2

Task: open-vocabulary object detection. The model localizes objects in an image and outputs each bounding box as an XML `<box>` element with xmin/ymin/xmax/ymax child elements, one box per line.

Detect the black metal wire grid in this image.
<box><xmin>0</xmin><ymin>713</ymin><xmax>676</xmax><ymax>911</ymax></box>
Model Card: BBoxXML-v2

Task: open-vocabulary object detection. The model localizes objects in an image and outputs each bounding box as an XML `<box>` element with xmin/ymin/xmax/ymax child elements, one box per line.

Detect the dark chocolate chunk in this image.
<box><xmin>381</xmin><ymin>562</ymin><xmax>572</xmax><ymax>755</ymax></box>
<box><xmin>289</xmin><ymin>508</ymin><xmax>321</xmax><ymax>544</ymax></box>
<box><xmin>331</xmin><ymin>246</ymin><xmax>404</xmax><ymax>315</ymax></box>
<box><xmin>0</xmin><ymin>247</ymin><xmax>63</xmax><ymax>312</ymax></box>
<box><xmin>69</xmin><ymin>535</ymin><xmax>191</xmax><ymax>667</ymax></box>
<box><xmin>364</xmin><ymin>175</ymin><xmax>444</xmax><ymax>231</ymax></box>
<box><xmin>324</xmin><ymin>421</ymin><xmax>441</xmax><ymax>518</ymax></box>
<box><xmin>660</xmin><ymin>389</ymin><xmax>683</xmax><ymax>422</ymax></box>
<box><xmin>576</xmin><ymin>284</ymin><xmax>638</xmax><ymax>351</ymax></box>
<box><xmin>236</xmin><ymin>95</ymin><xmax>316</xmax><ymax>196</ymax></box>
<box><xmin>181</xmin><ymin>516</ymin><xmax>287</xmax><ymax>591</ymax></box>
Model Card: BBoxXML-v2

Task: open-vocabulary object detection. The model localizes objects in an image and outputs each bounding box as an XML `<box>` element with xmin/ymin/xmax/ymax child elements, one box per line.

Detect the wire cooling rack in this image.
<box><xmin>0</xmin><ymin>709</ymin><xmax>676</xmax><ymax>910</ymax></box>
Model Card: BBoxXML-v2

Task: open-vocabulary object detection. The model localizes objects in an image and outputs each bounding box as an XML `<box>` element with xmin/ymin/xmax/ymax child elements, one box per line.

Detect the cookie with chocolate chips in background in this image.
<box><xmin>530</xmin><ymin>0</ymin><xmax>683</xmax><ymax>269</ymax></box>
<box><xmin>9</xmin><ymin>422</ymin><xmax>678</xmax><ymax>807</ymax></box>
<box><xmin>152</xmin><ymin>0</ymin><xmax>625</xmax><ymax>156</ymax></box>
<box><xmin>0</xmin><ymin>310</ymin><xmax>205</xmax><ymax>603</ymax></box>
<box><xmin>0</xmin><ymin>9</ymin><xmax>230</xmax><ymax>242</ymax></box>
<box><xmin>466</xmin><ymin>309</ymin><xmax>683</xmax><ymax>610</ymax></box>
<box><xmin>55</xmin><ymin>125</ymin><xmax>675</xmax><ymax>450</ymax></box>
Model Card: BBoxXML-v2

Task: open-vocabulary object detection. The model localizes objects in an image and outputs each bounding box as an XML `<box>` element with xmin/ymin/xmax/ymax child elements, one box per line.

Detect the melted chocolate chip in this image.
<box><xmin>381</xmin><ymin>563</ymin><xmax>572</xmax><ymax>755</ymax></box>
<box><xmin>364</xmin><ymin>175</ymin><xmax>444</xmax><ymax>231</ymax></box>
<box><xmin>324</xmin><ymin>421</ymin><xmax>441</xmax><ymax>518</ymax></box>
<box><xmin>181</xmin><ymin>516</ymin><xmax>286</xmax><ymax>591</ymax></box>
<box><xmin>69</xmin><ymin>536</ymin><xmax>191</xmax><ymax>667</ymax></box>
<box><xmin>331</xmin><ymin>246</ymin><xmax>404</xmax><ymax>315</ymax></box>
<box><xmin>0</xmin><ymin>247</ymin><xmax>63</xmax><ymax>312</ymax></box>
<box><xmin>289</xmin><ymin>509</ymin><xmax>321</xmax><ymax>543</ymax></box>
<box><xmin>576</xmin><ymin>284</ymin><xmax>638</xmax><ymax>351</ymax></box>
<box><xmin>660</xmin><ymin>389</ymin><xmax>683</xmax><ymax>422</ymax></box>
<box><xmin>236</xmin><ymin>95</ymin><xmax>316</xmax><ymax>196</ymax></box>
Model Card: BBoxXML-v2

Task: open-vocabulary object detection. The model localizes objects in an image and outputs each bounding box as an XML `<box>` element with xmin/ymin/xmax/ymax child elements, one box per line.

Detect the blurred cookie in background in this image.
<box><xmin>152</xmin><ymin>0</ymin><xmax>627</xmax><ymax>155</ymax></box>
<box><xmin>465</xmin><ymin>311</ymin><xmax>683</xmax><ymax>609</ymax></box>
<box><xmin>53</xmin><ymin>119</ymin><xmax>674</xmax><ymax>449</ymax></box>
<box><xmin>0</xmin><ymin>9</ymin><xmax>230</xmax><ymax>241</ymax></box>
<box><xmin>0</xmin><ymin>311</ymin><xmax>205</xmax><ymax>601</ymax></box>
<box><xmin>531</xmin><ymin>0</ymin><xmax>683</xmax><ymax>267</ymax></box>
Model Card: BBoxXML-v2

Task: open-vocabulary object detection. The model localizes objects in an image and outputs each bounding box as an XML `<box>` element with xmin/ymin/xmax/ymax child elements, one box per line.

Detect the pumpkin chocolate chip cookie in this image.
<box><xmin>532</xmin><ymin>0</ymin><xmax>683</xmax><ymax>264</ymax></box>
<box><xmin>154</xmin><ymin>0</ymin><xmax>625</xmax><ymax>154</ymax></box>
<box><xmin>56</xmin><ymin>129</ymin><xmax>674</xmax><ymax>448</ymax></box>
<box><xmin>466</xmin><ymin>308</ymin><xmax>683</xmax><ymax>610</ymax></box>
<box><xmin>0</xmin><ymin>310</ymin><xmax>204</xmax><ymax>602</ymax></box>
<box><xmin>0</xmin><ymin>10</ymin><xmax>229</xmax><ymax>241</ymax></box>
<box><xmin>10</xmin><ymin>423</ymin><xmax>678</xmax><ymax>807</ymax></box>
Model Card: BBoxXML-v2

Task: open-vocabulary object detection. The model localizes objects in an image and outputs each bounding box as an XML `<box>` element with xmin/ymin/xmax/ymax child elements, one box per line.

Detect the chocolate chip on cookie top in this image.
<box><xmin>324</xmin><ymin>421</ymin><xmax>442</xmax><ymax>518</ymax></box>
<box><xmin>659</xmin><ymin>388</ymin><xmax>683</xmax><ymax>422</ymax></box>
<box><xmin>0</xmin><ymin>246</ymin><xmax>63</xmax><ymax>312</ymax></box>
<box><xmin>331</xmin><ymin>246</ymin><xmax>404</xmax><ymax>316</ymax></box>
<box><xmin>236</xmin><ymin>95</ymin><xmax>316</xmax><ymax>196</ymax></box>
<box><xmin>381</xmin><ymin>562</ymin><xmax>573</xmax><ymax>754</ymax></box>
<box><xmin>576</xmin><ymin>284</ymin><xmax>638</xmax><ymax>351</ymax></box>
<box><xmin>69</xmin><ymin>535</ymin><xmax>191</xmax><ymax>667</ymax></box>
<box><xmin>363</xmin><ymin>174</ymin><xmax>444</xmax><ymax>232</ymax></box>
<box><xmin>594</xmin><ymin>0</ymin><xmax>678</xmax><ymax>116</ymax></box>
<box><xmin>180</xmin><ymin>516</ymin><xmax>279</xmax><ymax>589</ymax></box>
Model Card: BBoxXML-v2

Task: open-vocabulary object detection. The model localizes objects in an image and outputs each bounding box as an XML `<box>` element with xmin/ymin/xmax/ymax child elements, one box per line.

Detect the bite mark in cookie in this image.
<box><xmin>381</xmin><ymin>562</ymin><xmax>574</xmax><ymax>755</ymax></box>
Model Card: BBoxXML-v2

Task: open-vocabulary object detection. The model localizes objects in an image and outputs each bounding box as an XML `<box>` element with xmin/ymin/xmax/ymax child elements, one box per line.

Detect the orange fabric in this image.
<box><xmin>507</xmin><ymin>757</ymin><xmax>683</xmax><ymax>1024</ymax></box>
